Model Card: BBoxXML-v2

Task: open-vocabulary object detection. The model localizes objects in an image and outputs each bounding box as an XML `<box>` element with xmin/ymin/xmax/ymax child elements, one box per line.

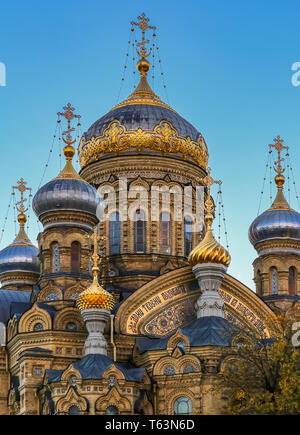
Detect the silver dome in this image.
<box><xmin>249</xmin><ymin>208</ymin><xmax>300</xmax><ymax>246</ymax></box>
<box><xmin>32</xmin><ymin>178</ymin><xmax>102</xmax><ymax>219</ymax></box>
<box><xmin>0</xmin><ymin>242</ymin><xmax>40</xmax><ymax>275</ymax></box>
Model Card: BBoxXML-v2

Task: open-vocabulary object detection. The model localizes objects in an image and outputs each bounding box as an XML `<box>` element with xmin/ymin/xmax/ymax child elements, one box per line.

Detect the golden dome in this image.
<box><xmin>76</xmin><ymin>277</ymin><xmax>115</xmax><ymax>312</ymax></box>
<box><xmin>76</xmin><ymin>226</ymin><xmax>115</xmax><ymax>312</ymax></box>
<box><xmin>188</xmin><ymin>215</ymin><xmax>231</xmax><ymax>268</ymax></box>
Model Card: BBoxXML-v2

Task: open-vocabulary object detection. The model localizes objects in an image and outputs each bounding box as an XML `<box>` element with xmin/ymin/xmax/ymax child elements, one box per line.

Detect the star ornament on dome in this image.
<box><xmin>269</xmin><ymin>135</ymin><xmax>289</xmax><ymax>176</ymax></box>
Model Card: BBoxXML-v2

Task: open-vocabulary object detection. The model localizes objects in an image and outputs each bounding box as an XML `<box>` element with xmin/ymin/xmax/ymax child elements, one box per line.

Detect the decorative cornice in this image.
<box><xmin>78</xmin><ymin>120</ymin><xmax>208</xmax><ymax>169</ymax></box>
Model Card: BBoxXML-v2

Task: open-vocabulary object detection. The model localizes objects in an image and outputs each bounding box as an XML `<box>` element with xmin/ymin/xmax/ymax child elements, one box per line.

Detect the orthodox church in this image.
<box><xmin>0</xmin><ymin>14</ymin><xmax>299</xmax><ymax>415</ymax></box>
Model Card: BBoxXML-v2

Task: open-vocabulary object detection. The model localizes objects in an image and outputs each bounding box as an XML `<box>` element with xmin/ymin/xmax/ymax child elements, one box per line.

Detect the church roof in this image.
<box><xmin>0</xmin><ymin>290</ymin><xmax>31</xmax><ymax>324</ymax></box>
<box><xmin>137</xmin><ymin>316</ymin><xmax>234</xmax><ymax>352</ymax></box>
<box><xmin>45</xmin><ymin>354</ymin><xmax>145</xmax><ymax>383</ymax></box>
<box><xmin>72</xmin><ymin>354</ymin><xmax>145</xmax><ymax>382</ymax></box>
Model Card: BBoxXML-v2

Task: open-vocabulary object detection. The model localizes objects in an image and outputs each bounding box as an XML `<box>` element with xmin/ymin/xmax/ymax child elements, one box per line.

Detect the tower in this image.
<box><xmin>77</xmin><ymin>13</ymin><xmax>208</xmax><ymax>294</ymax></box>
<box><xmin>249</xmin><ymin>136</ymin><xmax>300</xmax><ymax>312</ymax></box>
<box><xmin>0</xmin><ymin>179</ymin><xmax>39</xmax><ymax>291</ymax></box>
<box><xmin>32</xmin><ymin>104</ymin><xmax>103</xmax><ymax>305</ymax></box>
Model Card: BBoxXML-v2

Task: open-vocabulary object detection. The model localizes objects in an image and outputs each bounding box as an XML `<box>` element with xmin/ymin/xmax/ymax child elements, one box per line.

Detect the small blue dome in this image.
<box><xmin>249</xmin><ymin>208</ymin><xmax>300</xmax><ymax>246</ymax></box>
<box><xmin>0</xmin><ymin>241</ymin><xmax>39</xmax><ymax>275</ymax></box>
<box><xmin>32</xmin><ymin>177</ymin><xmax>102</xmax><ymax>219</ymax></box>
<box><xmin>249</xmin><ymin>187</ymin><xmax>300</xmax><ymax>246</ymax></box>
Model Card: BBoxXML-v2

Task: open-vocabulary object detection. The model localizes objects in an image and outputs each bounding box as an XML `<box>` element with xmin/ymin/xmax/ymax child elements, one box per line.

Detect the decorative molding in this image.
<box><xmin>78</xmin><ymin>120</ymin><xmax>208</xmax><ymax>169</ymax></box>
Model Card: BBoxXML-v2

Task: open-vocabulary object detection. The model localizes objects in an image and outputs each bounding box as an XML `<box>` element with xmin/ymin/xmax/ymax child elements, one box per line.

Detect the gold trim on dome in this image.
<box><xmin>78</xmin><ymin>119</ymin><xmax>208</xmax><ymax>169</ymax></box>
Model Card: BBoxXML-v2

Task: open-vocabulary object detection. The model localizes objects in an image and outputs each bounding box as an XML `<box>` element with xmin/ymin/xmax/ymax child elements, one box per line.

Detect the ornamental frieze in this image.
<box><xmin>78</xmin><ymin>120</ymin><xmax>209</xmax><ymax>168</ymax></box>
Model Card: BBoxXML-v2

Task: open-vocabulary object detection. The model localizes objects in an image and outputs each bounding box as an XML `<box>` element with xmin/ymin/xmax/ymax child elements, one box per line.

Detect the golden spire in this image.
<box><xmin>188</xmin><ymin>169</ymin><xmax>231</xmax><ymax>267</ymax></box>
<box><xmin>77</xmin><ymin>227</ymin><xmax>115</xmax><ymax>311</ymax></box>
<box><xmin>11</xmin><ymin>178</ymin><xmax>33</xmax><ymax>245</ymax></box>
<box><xmin>267</xmin><ymin>136</ymin><xmax>291</xmax><ymax>211</ymax></box>
<box><xmin>113</xmin><ymin>14</ymin><xmax>173</xmax><ymax>111</ymax></box>
<box><xmin>55</xmin><ymin>103</ymin><xmax>86</xmax><ymax>182</ymax></box>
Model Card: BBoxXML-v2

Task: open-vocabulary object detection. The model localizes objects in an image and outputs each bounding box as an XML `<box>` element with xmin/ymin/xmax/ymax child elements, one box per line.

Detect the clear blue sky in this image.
<box><xmin>0</xmin><ymin>0</ymin><xmax>300</xmax><ymax>289</ymax></box>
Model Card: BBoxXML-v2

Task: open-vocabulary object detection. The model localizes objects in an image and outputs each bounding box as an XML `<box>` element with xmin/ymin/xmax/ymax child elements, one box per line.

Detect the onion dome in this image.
<box><xmin>76</xmin><ymin>276</ymin><xmax>115</xmax><ymax>311</ymax></box>
<box><xmin>77</xmin><ymin>226</ymin><xmax>115</xmax><ymax>312</ymax></box>
<box><xmin>32</xmin><ymin>145</ymin><xmax>103</xmax><ymax>229</ymax></box>
<box><xmin>188</xmin><ymin>196</ymin><xmax>231</xmax><ymax>268</ymax></box>
<box><xmin>78</xmin><ymin>57</ymin><xmax>208</xmax><ymax>169</ymax></box>
<box><xmin>0</xmin><ymin>213</ymin><xmax>40</xmax><ymax>287</ymax></box>
<box><xmin>249</xmin><ymin>174</ymin><xmax>300</xmax><ymax>247</ymax></box>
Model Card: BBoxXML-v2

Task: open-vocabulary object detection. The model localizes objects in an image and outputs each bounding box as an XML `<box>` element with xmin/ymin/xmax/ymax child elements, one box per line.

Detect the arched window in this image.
<box><xmin>174</xmin><ymin>397</ymin><xmax>192</xmax><ymax>415</ymax></box>
<box><xmin>270</xmin><ymin>267</ymin><xmax>278</xmax><ymax>295</ymax></box>
<box><xmin>45</xmin><ymin>292</ymin><xmax>59</xmax><ymax>302</ymax></box>
<box><xmin>164</xmin><ymin>366</ymin><xmax>175</xmax><ymax>375</ymax></box>
<box><xmin>68</xmin><ymin>405</ymin><xmax>79</xmax><ymax>415</ymax></box>
<box><xmin>66</xmin><ymin>322</ymin><xmax>77</xmax><ymax>331</ymax></box>
<box><xmin>183</xmin><ymin>365</ymin><xmax>195</xmax><ymax>374</ymax></box>
<box><xmin>109</xmin><ymin>212</ymin><xmax>120</xmax><ymax>255</ymax></box>
<box><xmin>184</xmin><ymin>216</ymin><xmax>193</xmax><ymax>257</ymax></box>
<box><xmin>33</xmin><ymin>323</ymin><xmax>43</xmax><ymax>331</ymax></box>
<box><xmin>134</xmin><ymin>209</ymin><xmax>146</xmax><ymax>253</ymax></box>
<box><xmin>71</xmin><ymin>242</ymin><xmax>81</xmax><ymax>273</ymax></box>
<box><xmin>289</xmin><ymin>267</ymin><xmax>297</xmax><ymax>295</ymax></box>
<box><xmin>160</xmin><ymin>211</ymin><xmax>171</xmax><ymax>254</ymax></box>
<box><xmin>106</xmin><ymin>406</ymin><xmax>119</xmax><ymax>415</ymax></box>
<box><xmin>51</xmin><ymin>242</ymin><xmax>60</xmax><ymax>272</ymax></box>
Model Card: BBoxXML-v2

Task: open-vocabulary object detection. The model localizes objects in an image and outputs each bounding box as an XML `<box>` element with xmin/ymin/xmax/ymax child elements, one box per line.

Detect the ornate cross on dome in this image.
<box><xmin>86</xmin><ymin>227</ymin><xmax>106</xmax><ymax>279</ymax></box>
<box><xmin>131</xmin><ymin>13</ymin><xmax>156</xmax><ymax>58</ymax></box>
<box><xmin>199</xmin><ymin>168</ymin><xmax>222</xmax><ymax>228</ymax></box>
<box><xmin>12</xmin><ymin>178</ymin><xmax>32</xmax><ymax>215</ymax></box>
<box><xmin>57</xmin><ymin>103</ymin><xmax>81</xmax><ymax>146</ymax></box>
<box><xmin>269</xmin><ymin>135</ymin><xmax>288</xmax><ymax>176</ymax></box>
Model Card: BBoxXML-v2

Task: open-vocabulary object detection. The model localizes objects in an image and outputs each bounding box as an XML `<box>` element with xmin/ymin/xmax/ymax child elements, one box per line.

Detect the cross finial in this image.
<box><xmin>200</xmin><ymin>168</ymin><xmax>222</xmax><ymax>228</ymax></box>
<box><xmin>86</xmin><ymin>227</ymin><xmax>105</xmax><ymax>282</ymax></box>
<box><xmin>131</xmin><ymin>13</ymin><xmax>156</xmax><ymax>58</ymax></box>
<box><xmin>269</xmin><ymin>136</ymin><xmax>288</xmax><ymax>176</ymax></box>
<box><xmin>57</xmin><ymin>103</ymin><xmax>81</xmax><ymax>147</ymax></box>
<box><xmin>12</xmin><ymin>178</ymin><xmax>32</xmax><ymax>215</ymax></box>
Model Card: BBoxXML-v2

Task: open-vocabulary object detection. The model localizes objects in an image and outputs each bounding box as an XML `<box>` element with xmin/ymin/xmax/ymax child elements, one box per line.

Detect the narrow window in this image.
<box><xmin>160</xmin><ymin>211</ymin><xmax>171</xmax><ymax>254</ymax></box>
<box><xmin>289</xmin><ymin>267</ymin><xmax>297</xmax><ymax>295</ymax></box>
<box><xmin>51</xmin><ymin>242</ymin><xmax>60</xmax><ymax>272</ymax></box>
<box><xmin>109</xmin><ymin>212</ymin><xmax>120</xmax><ymax>254</ymax></box>
<box><xmin>71</xmin><ymin>242</ymin><xmax>81</xmax><ymax>273</ymax></box>
<box><xmin>270</xmin><ymin>267</ymin><xmax>278</xmax><ymax>295</ymax></box>
<box><xmin>184</xmin><ymin>216</ymin><xmax>193</xmax><ymax>257</ymax></box>
<box><xmin>134</xmin><ymin>209</ymin><xmax>146</xmax><ymax>253</ymax></box>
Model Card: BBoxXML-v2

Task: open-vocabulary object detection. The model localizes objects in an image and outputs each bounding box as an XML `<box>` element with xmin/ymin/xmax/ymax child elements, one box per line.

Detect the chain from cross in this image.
<box><xmin>57</xmin><ymin>103</ymin><xmax>81</xmax><ymax>146</ymax></box>
<box><xmin>131</xmin><ymin>13</ymin><xmax>156</xmax><ymax>58</ymax></box>
<box><xmin>12</xmin><ymin>178</ymin><xmax>32</xmax><ymax>214</ymax></box>
<box><xmin>199</xmin><ymin>167</ymin><xmax>222</xmax><ymax>215</ymax></box>
<box><xmin>269</xmin><ymin>136</ymin><xmax>289</xmax><ymax>176</ymax></box>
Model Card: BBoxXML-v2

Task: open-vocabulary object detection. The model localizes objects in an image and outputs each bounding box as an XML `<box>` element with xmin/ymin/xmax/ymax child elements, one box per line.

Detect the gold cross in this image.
<box><xmin>12</xmin><ymin>178</ymin><xmax>32</xmax><ymax>214</ymax></box>
<box><xmin>57</xmin><ymin>103</ymin><xmax>81</xmax><ymax>146</ymax></box>
<box><xmin>200</xmin><ymin>168</ymin><xmax>222</xmax><ymax>219</ymax></box>
<box><xmin>131</xmin><ymin>13</ymin><xmax>156</xmax><ymax>58</ymax></box>
<box><xmin>269</xmin><ymin>136</ymin><xmax>288</xmax><ymax>176</ymax></box>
